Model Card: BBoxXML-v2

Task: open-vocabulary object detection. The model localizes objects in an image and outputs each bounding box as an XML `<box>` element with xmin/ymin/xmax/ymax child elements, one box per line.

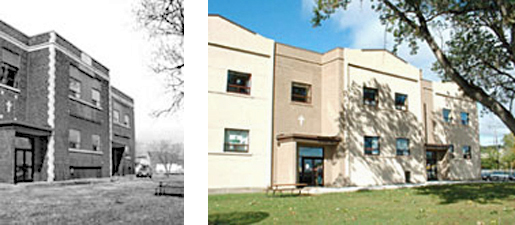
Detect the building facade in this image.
<box><xmin>0</xmin><ymin>20</ymin><xmax>135</xmax><ymax>183</ymax></box>
<box><xmin>208</xmin><ymin>15</ymin><xmax>481</xmax><ymax>191</ymax></box>
<box><xmin>208</xmin><ymin>15</ymin><xmax>275</xmax><ymax>190</ymax></box>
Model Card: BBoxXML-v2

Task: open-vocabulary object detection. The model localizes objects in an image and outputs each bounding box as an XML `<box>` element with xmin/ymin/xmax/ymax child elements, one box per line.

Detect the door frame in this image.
<box><xmin>297</xmin><ymin>145</ymin><xmax>325</xmax><ymax>186</ymax></box>
<box><xmin>14</xmin><ymin>136</ymin><xmax>34</xmax><ymax>183</ymax></box>
<box><xmin>426</xmin><ymin>150</ymin><xmax>438</xmax><ymax>181</ymax></box>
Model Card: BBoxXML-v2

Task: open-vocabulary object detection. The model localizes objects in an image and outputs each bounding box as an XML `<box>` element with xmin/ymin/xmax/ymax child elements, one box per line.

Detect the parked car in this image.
<box><xmin>510</xmin><ymin>172</ymin><xmax>515</xmax><ymax>181</ymax></box>
<box><xmin>488</xmin><ymin>171</ymin><xmax>509</xmax><ymax>181</ymax></box>
<box><xmin>136</xmin><ymin>165</ymin><xmax>152</xmax><ymax>178</ymax></box>
<box><xmin>481</xmin><ymin>171</ymin><xmax>491</xmax><ymax>181</ymax></box>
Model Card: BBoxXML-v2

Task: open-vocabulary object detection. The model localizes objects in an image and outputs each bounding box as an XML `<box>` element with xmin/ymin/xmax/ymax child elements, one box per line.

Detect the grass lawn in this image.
<box><xmin>0</xmin><ymin>175</ymin><xmax>184</xmax><ymax>224</ymax></box>
<box><xmin>209</xmin><ymin>183</ymin><xmax>515</xmax><ymax>224</ymax></box>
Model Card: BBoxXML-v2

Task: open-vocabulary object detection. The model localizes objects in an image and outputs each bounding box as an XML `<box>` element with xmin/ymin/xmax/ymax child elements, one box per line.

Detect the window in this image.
<box><xmin>224</xmin><ymin>129</ymin><xmax>249</xmax><ymax>152</ymax></box>
<box><xmin>69</xmin><ymin>129</ymin><xmax>81</xmax><ymax>149</ymax></box>
<box><xmin>363</xmin><ymin>87</ymin><xmax>378</xmax><ymax>106</ymax></box>
<box><xmin>113</xmin><ymin>110</ymin><xmax>120</xmax><ymax>123</ymax></box>
<box><xmin>69</xmin><ymin>78</ymin><xmax>81</xmax><ymax>98</ymax></box>
<box><xmin>226</xmin><ymin>70</ymin><xmax>251</xmax><ymax>95</ymax></box>
<box><xmin>364</xmin><ymin>136</ymin><xmax>380</xmax><ymax>155</ymax></box>
<box><xmin>0</xmin><ymin>48</ymin><xmax>20</xmax><ymax>88</ymax></box>
<box><xmin>92</xmin><ymin>89</ymin><xmax>101</xmax><ymax>107</ymax></box>
<box><xmin>395</xmin><ymin>93</ymin><xmax>408</xmax><ymax>110</ymax></box>
<box><xmin>461</xmin><ymin>112</ymin><xmax>469</xmax><ymax>125</ymax></box>
<box><xmin>463</xmin><ymin>146</ymin><xmax>471</xmax><ymax>159</ymax></box>
<box><xmin>448</xmin><ymin>144</ymin><xmax>454</xmax><ymax>153</ymax></box>
<box><xmin>291</xmin><ymin>82</ymin><xmax>311</xmax><ymax>103</ymax></box>
<box><xmin>124</xmin><ymin>114</ymin><xmax>130</xmax><ymax>127</ymax></box>
<box><xmin>92</xmin><ymin>135</ymin><xmax>100</xmax><ymax>151</ymax></box>
<box><xmin>442</xmin><ymin>109</ymin><xmax>451</xmax><ymax>122</ymax></box>
<box><xmin>396</xmin><ymin>138</ymin><xmax>410</xmax><ymax>156</ymax></box>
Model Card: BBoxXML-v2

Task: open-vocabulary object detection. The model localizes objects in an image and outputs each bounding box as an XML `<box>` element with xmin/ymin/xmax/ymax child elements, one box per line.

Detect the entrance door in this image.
<box><xmin>14</xmin><ymin>136</ymin><xmax>34</xmax><ymax>183</ymax></box>
<box><xmin>112</xmin><ymin>146</ymin><xmax>125</xmax><ymax>175</ymax></box>
<box><xmin>426</xmin><ymin>151</ymin><xmax>438</xmax><ymax>181</ymax></box>
<box><xmin>298</xmin><ymin>147</ymin><xmax>324</xmax><ymax>186</ymax></box>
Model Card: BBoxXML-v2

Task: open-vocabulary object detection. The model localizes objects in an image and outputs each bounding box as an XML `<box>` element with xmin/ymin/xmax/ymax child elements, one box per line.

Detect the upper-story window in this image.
<box><xmin>92</xmin><ymin>89</ymin><xmax>101</xmax><ymax>107</ymax></box>
<box><xmin>395</xmin><ymin>93</ymin><xmax>408</xmax><ymax>111</ymax></box>
<box><xmin>461</xmin><ymin>112</ymin><xmax>469</xmax><ymax>125</ymax></box>
<box><xmin>364</xmin><ymin>136</ymin><xmax>380</xmax><ymax>155</ymax></box>
<box><xmin>92</xmin><ymin>134</ymin><xmax>100</xmax><ymax>151</ymax></box>
<box><xmin>69</xmin><ymin>129</ymin><xmax>81</xmax><ymax>149</ymax></box>
<box><xmin>226</xmin><ymin>70</ymin><xmax>251</xmax><ymax>95</ymax></box>
<box><xmin>363</xmin><ymin>87</ymin><xmax>378</xmax><ymax>106</ymax></box>
<box><xmin>123</xmin><ymin>114</ymin><xmax>130</xmax><ymax>127</ymax></box>
<box><xmin>69</xmin><ymin>78</ymin><xmax>81</xmax><ymax>98</ymax></box>
<box><xmin>442</xmin><ymin>108</ymin><xmax>451</xmax><ymax>123</ymax></box>
<box><xmin>396</xmin><ymin>138</ymin><xmax>410</xmax><ymax>156</ymax></box>
<box><xmin>1</xmin><ymin>48</ymin><xmax>20</xmax><ymax>89</ymax></box>
<box><xmin>291</xmin><ymin>82</ymin><xmax>311</xmax><ymax>103</ymax></box>
<box><xmin>463</xmin><ymin>145</ymin><xmax>471</xmax><ymax>159</ymax></box>
<box><xmin>224</xmin><ymin>129</ymin><xmax>249</xmax><ymax>152</ymax></box>
<box><xmin>113</xmin><ymin>110</ymin><xmax>120</xmax><ymax>123</ymax></box>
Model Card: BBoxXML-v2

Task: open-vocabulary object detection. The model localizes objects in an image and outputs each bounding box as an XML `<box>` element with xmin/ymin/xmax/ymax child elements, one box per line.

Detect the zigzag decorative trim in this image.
<box><xmin>46</xmin><ymin>32</ymin><xmax>56</xmax><ymax>182</ymax></box>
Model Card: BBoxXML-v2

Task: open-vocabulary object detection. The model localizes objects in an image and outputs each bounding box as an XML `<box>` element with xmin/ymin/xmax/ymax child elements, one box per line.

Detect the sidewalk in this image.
<box><xmin>303</xmin><ymin>180</ymin><xmax>489</xmax><ymax>195</ymax></box>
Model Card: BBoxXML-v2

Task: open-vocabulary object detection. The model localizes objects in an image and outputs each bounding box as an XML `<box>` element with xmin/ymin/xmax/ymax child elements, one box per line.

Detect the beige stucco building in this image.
<box><xmin>208</xmin><ymin>14</ymin><xmax>480</xmax><ymax>192</ymax></box>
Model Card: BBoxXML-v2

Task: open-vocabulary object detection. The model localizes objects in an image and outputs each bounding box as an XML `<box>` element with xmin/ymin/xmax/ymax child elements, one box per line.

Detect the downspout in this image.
<box><xmin>270</xmin><ymin>42</ymin><xmax>276</xmax><ymax>187</ymax></box>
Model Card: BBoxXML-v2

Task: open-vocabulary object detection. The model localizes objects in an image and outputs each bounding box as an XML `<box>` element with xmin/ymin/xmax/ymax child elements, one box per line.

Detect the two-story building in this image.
<box><xmin>208</xmin><ymin>14</ymin><xmax>480</xmax><ymax>192</ymax></box>
<box><xmin>0</xmin><ymin>19</ymin><xmax>135</xmax><ymax>183</ymax></box>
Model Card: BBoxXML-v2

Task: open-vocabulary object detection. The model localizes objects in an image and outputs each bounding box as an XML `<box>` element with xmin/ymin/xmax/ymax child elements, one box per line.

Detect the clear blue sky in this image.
<box><xmin>209</xmin><ymin>0</ymin><xmax>512</xmax><ymax>145</ymax></box>
<box><xmin>209</xmin><ymin>0</ymin><xmax>354</xmax><ymax>53</ymax></box>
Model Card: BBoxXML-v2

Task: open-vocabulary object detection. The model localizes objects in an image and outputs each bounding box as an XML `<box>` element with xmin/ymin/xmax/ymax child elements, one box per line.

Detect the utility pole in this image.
<box><xmin>488</xmin><ymin>124</ymin><xmax>501</xmax><ymax>170</ymax></box>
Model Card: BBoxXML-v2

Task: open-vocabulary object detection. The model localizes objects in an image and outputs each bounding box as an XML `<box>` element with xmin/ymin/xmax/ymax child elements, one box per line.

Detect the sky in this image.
<box><xmin>208</xmin><ymin>0</ymin><xmax>513</xmax><ymax>146</ymax></box>
<box><xmin>0</xmin><ymin>0</ymin><xmax>183</xmax><ymax>145</ymax></box>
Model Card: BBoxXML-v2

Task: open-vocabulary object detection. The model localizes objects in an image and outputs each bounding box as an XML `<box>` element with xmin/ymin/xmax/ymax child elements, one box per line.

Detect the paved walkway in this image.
<box><xmin>303</xmin><ymin>180</ymin><xmax>489</xmax><ymax>195</ymax></box>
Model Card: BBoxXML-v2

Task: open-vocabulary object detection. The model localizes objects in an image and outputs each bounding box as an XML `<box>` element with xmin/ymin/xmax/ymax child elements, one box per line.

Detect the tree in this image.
<box><xmin>312</xmin><ymin>0</ymin><xmax>515</xmax><ymax>134</ymax></box>
<box><xmin>135</xmin><ymin>0</ymin><xmax>184</xmax><ymax>115</ymax></box>
<box><xmin>502</xmin><ymin>133</ymin><xmax>515</xmax><ymax>169</ymax></box>
<box><xmin>149</xmin><ymin>140</ymin><xmax>183</xmax><ymax>176</ymax></box>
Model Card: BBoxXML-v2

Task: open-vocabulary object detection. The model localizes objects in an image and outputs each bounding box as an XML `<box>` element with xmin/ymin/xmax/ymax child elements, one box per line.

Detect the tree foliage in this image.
<box><xmin>312</xmin><ymin>0</ymin><xmax>515</xmax><ymax>134</ymax></box>
<box><xmin>136</xmin><ymin>0</ymin><xmax>184</xmax><ymax>115</ymax></box>
<box><xmin>150</xmin><ymin>140</ymin><xmax>183</xmax><ymax>175</ymax></box>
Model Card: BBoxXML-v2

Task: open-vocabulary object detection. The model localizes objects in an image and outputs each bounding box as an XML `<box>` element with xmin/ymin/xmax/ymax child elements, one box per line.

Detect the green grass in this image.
<box><xmin>0</xmin><ymin>175</ymin><xmax>184</xmax><ymax>224</ymax></box>
<box><xmin>209</xmin><ymin>183</ymin><xmax>515</xmax><ymax>224</ymax></box>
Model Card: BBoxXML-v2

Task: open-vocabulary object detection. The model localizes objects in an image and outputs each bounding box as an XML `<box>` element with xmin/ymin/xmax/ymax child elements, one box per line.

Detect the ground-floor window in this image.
<box><xmin>364</xmin><ymin>136</ymin><xmax>380</xmax><ymax>155</ymax></box>
<box><xmin>223</xmin><ymin>129</ymin><xmax>249</xmax><ymax>152</ymax></box>
<box><xmin>396</xmin><ymin>138</ymin><xmax>410</xmax><ymax>156</ymax></box>
<box><xmin>463</xmin><ymin>146</ymin><xmax>471</xmax><ymax>159</ymax></box>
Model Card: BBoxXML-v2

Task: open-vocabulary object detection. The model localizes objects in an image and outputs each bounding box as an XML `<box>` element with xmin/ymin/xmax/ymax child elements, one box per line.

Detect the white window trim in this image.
<box><xmin>69</xmin><ymin>95</ymin><xmax>103</xmax><ymax>110</ymax></box>
<box><xmin>0</xmin><ymin>83</ymin><xmax>20</xmax><ymax>93</ymax></box>
<box><xmin>69</xmin><ymin>148</ymin><xmax>104</xmax><ymax>155</ymax></box>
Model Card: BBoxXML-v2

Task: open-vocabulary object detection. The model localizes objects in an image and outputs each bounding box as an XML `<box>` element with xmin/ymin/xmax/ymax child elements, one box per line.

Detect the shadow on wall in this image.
<box><xmin>337</xmin><ymin>79</ymin><xmax>426</xmax><ymax>186</ymax></box>
<box><xmin>431</xmin><ymin>90</ymin><xmax>479</xmax><ymax>180</ymax></box>
<box><xmin>208</xmin><ymin>211</ymin><xmax>269</xmax><ymax>225</ymax></box>
<box><xmin>415</xmin><ymin>183</ymin><xmax>515</xmax><ymax>204</ymax></box>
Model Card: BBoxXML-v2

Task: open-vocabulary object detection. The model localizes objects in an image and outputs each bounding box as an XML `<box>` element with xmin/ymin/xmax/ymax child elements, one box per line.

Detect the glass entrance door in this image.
<box><xmin>298</xmin><ymin>147</ymin><xmax>324</xmax><ymax>186</ymax></box>
<box><xmin>426</xmin><ymin>151</ymin><xmax>438</xmax><ymax>181</ymax></box>
<box><xmin>15</xmin><ymin>149</ymin><xmax>34</xmax><ymax>183</ymax></box>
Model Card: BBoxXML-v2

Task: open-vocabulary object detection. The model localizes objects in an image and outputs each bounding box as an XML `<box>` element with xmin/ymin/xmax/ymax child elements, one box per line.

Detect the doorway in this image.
<box><xmin>112</xmin><ymin>146</ymin><xmax>125</xmax><ymax>175</ymax></box>
<box><xmin>14</xmin><ymin>136</ymin><xmax>34</xmax><ymax>183</ymax></box>
<box><xmin>298</xmin><ymin>146</ymin><xmax>324</xmax><ymax>186</ymax></box>
<box><xmin>426</xmin><ymin>151</ymin><xmax>438</xmax><ymax>181</ymax></box>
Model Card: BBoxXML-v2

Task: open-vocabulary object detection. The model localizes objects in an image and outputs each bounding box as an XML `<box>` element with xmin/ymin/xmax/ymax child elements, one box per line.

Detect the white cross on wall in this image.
<box><xmin>6</xmin><ymin>101</ymin><xmax>12</xmax><ymax>113</ymax></box>
<box><xmin>298</xmin><ymin>115</ymin><xmax>305</xmax><ymax>126</ymax></box>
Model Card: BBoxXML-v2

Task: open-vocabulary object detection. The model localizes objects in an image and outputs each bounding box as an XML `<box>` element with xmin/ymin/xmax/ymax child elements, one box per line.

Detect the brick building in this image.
<box><xmin>0</xmin><ymin>20</ymin><xmax>135</xmax><ymax>183</ymax></box>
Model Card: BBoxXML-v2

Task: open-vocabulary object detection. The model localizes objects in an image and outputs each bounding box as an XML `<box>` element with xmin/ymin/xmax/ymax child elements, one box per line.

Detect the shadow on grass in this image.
<box><xmin>415</xmin><ymin>183</ymin><xmax>515</xmax><ymax>204</ymax></box>
<box><xmin>208</xmin><ymin>211</ymin><xmax>269</xmax><ymax>225</ymax></box>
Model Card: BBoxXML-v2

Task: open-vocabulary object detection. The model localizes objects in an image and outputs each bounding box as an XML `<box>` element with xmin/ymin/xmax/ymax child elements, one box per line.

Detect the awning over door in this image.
<box><xmin>425</xmin><ymin>143</ymin><xmax>450</xmax><ymax>151</ymax></box>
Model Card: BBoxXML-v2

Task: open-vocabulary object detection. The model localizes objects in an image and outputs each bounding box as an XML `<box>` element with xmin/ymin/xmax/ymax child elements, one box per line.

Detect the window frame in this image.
<box><xmin>363</xmin><ymin>87</ymin><xmax>378</xmax><ymax>107</ymax></box>
<box><xmin>223</xmin><ymin>128</ymin><xmax>250</xmax><ymax>153</ymax></box>
<box><xmin>291</xmin><ymin>82</ymin><xmax>312</xmax><ymax>103</ymax></box>
<box><xmin>226</xmin><ymin>70</ymin><xmax>251</xmax><ymax>95</ymax></box>
<box><xmin>91</xmin><ymin>88</ymin><xmax>101</xmax><ymax>108</ymax></box>
<box><xmin>394</xmin><ymin>93</ymin><xmax>408</xmax><ymax>111</ymax></box>
<box><xmin>69</xmin><ymin>129</ymin><xmax>81</xmax><ymax>149</ymax></box>
<box><xmin>364</xmin><ymin>136</ymin><xmax>380</xmax><ymax>156</ymax></box>
<box><xmin>123</xmin><ymin>114</ymin><xmax>130</xmax><ymax>127</ymax></box>
<box><xmin>69</xmin><ymin>77</ymin><xmax>82</xmax><ymax>99</ymax></box>
<box><xmin>0</xmin><ymin>62</ymin><xmax>19</xmax><ymax>89</ymax></box>
<box><xmin>113</xmin><ymin>110</ymin><xmax>120</xmax><ymax>124</ymax></box>
<box><xmin>396</xmin><ymin>138</ymin><xmax>410</xmax><ymax>156</ymax></box>
<box><xmin>463</xmin><ymin>145</ymin><xmax>472</xmax><ymax>159</ymax></box>
<box><xmin>442</xmin><ymin>108</ymin><xmax>451</xmax><ymax>123</ymax></box>
<box><xmin>460</xmin><ymin>112</ymin><xmax>469</xmax><ymax>125</ymax></box>
<box><xmin>92</xmin><ymin>134</ymin><xmax>101</xmax><ymax>151</ymax></box>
